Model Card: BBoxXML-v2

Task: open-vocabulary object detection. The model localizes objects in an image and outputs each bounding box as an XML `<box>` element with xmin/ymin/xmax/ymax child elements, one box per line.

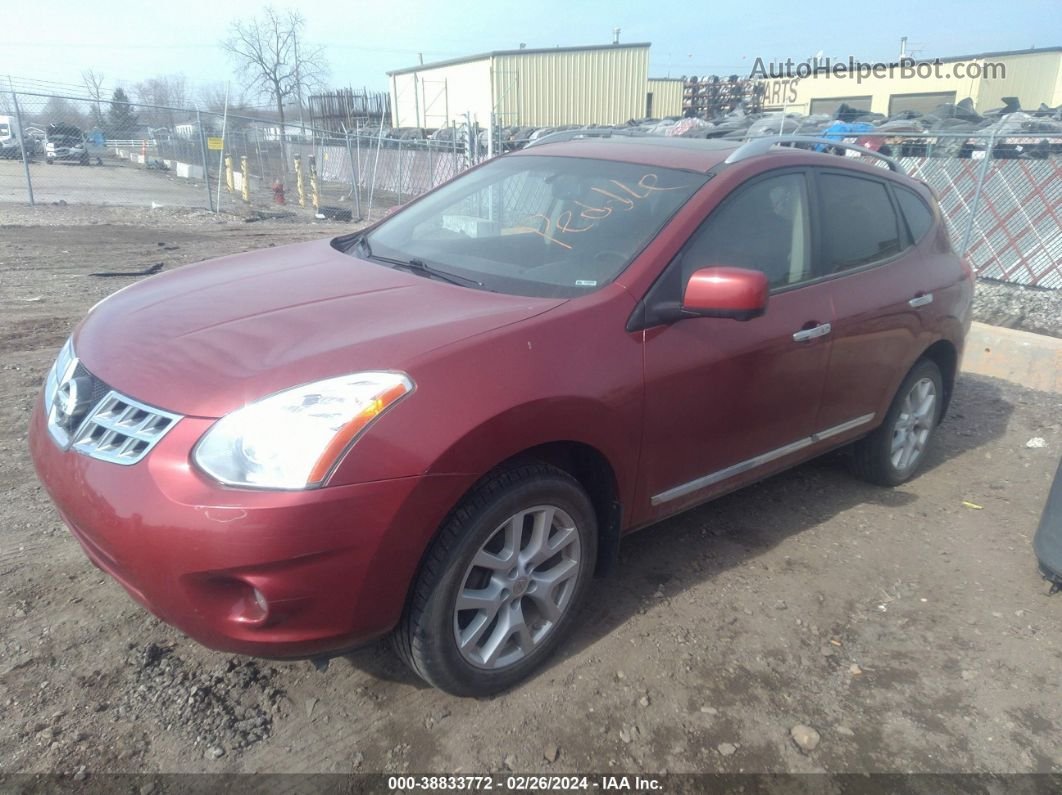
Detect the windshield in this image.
<box><xmin>360</xmin><ymin>155</ymin><xmax>707</xmax><ymax>297</ymax></box>
<box><xmin>0</xmin><ymin>123</ymin><xmax>9</xmax><ymax>138</ymax></box>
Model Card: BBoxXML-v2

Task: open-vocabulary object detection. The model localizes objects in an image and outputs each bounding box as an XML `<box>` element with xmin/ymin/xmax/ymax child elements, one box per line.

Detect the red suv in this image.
<box><xmin>30</xmin><ymin>136</ymin><xmax>973</xmax><ymax>695</ymax></box>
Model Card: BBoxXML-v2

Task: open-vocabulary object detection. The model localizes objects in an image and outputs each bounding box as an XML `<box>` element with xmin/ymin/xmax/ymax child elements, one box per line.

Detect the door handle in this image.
<box><xmin>792</xmin><ymin>323</ymin><xmax>832</xmax><ymax>342</ymax></box>
<box><xmin>908</xmin><ymin>293</ymin><xmax>934</xmax><ymax>308</ymax></box>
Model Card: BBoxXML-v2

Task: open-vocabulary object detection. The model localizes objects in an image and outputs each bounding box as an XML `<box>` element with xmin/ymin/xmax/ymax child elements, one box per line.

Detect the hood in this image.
<box><xmin>74</xmin><ymin>238</ymin><xmax>564</xmax><ymax>417</ymax></box>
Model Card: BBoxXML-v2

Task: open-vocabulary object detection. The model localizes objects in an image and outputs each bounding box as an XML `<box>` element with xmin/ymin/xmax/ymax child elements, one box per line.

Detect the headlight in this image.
<box><xmin>193</xmin><ymin>371</ymin><xmax>413</xmax><ymax>489</ymax></box>
<box><xmin>44</xmin><ymin>337</ymin><xmax>76</xmax><ymax>410</ymax></box>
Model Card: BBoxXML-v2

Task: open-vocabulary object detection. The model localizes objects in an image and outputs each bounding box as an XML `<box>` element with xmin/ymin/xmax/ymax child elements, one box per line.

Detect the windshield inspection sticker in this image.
<box><xmin>575</xmin><ymin>280</ymin><xmax>598</xmax><ymax>286</ymax></box>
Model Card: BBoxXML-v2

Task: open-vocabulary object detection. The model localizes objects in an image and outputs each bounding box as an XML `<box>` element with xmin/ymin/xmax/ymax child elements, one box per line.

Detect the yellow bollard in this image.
<box><xmin>240</xmin><ymin>155</ymin><xmax>250</xmax><ymax>203</ymax></box>
<box><xmin>309</xmin><ymin>154</ymin><xmax>320</xmax><ymax>211</ymax></box>
<box><xmin>294</xmin><ymin>154</ymin><xmax>305</xmax><ymax>208</ymax></box>
<box><xmin>224</xmin><ymin>155</ymin><xmax>234</xmax><ymax>193</ymax></box>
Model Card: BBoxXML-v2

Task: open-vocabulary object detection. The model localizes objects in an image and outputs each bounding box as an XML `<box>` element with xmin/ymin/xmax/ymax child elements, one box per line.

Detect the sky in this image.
<box><xmin>3</xmin><ymin>0</ymin><xmax>1058</xmax><ymax>107</ymax></box>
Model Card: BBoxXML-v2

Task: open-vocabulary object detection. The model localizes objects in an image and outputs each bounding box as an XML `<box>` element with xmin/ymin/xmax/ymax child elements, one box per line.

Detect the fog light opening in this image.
<box><xmin>228</xmin><ymin>583</ymin><xmax>270</xmax><ymax>625</ymax></box>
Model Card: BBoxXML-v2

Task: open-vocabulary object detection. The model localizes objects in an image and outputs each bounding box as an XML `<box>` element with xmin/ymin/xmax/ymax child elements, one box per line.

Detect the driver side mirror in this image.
<box><xmin>682</xmin><ymin>266</ymin><xmax>768</xmax><ymax>321</ymax></box>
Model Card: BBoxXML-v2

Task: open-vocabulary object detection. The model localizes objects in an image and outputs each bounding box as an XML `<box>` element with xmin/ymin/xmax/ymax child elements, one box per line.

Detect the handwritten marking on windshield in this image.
<box><xmin>515</xmin><ymin>174</ymin><xmax>691</xmax><ymax>248</ymax></box>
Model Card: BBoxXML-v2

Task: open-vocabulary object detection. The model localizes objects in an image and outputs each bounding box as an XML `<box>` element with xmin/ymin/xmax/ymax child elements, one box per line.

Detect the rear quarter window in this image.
<box><xmin>894</xmin><ymin>186</ymin><xmax>934</xmax><ymax>243</ymax></box>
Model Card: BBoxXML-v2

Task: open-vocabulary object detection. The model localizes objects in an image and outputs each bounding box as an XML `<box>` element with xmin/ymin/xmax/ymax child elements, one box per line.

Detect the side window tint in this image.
<box><xmin>895</xmin><ymin>186</ymin><xmax>934</xmax><ymax>243</ymax></box>
<box><xmin>680</xmin><ymin>173</ymin><xmax>811</xmax><ymax>289</ymax></box>
<box><xmin>819</xmin><ymin>173</ymin><xmax>902</xmax><ymax>272</ymax></box>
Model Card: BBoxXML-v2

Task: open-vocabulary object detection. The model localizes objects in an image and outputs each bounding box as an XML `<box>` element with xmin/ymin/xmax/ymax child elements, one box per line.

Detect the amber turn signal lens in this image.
<box><xmin>306</xmin><ymin>382</ymin><xmax>410</xmax><ymax>484</ymax></box>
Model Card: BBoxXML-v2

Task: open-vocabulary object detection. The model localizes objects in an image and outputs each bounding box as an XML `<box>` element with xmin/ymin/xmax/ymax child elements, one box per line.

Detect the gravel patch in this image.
<box><xmin>974</xmin><ymin>279</ymin><xmax>1062</xmax><ymax>338</ymax></box>
<box><xmin>120</xmin><ymin>642</ymin><xmax>286</xmax><ymax>758</ymax></box>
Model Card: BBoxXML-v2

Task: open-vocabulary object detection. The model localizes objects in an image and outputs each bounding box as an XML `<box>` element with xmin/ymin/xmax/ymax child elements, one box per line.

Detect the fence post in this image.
<box><xmin>241</xmin><ymin>155</ymin><xmax>250</xmax><ymax>203</ymax></box>
<box><xmin>10</xmin><ymin>91</ymin><xmax>34</xmax><ymax>206</ymax></box>
<box><xmin>343</xmin><ymin>132</ymin><xmax>361</xmax><ymax>220</ymax></box>
<box><xmin>252</xmin><ymin>126</ymin><xmax>265</xmax><ymax>192</ymax></box>
<box><xmin>427</xmin><ymin>138</ymin><xmax>434</xmax><ymax>189</ymax></box>
<box><xmin>308</xmin><ymin>154</ymin><xmax>320</xmax><ymax>211</ymax></box>
<box><xmin>355</xmin><ymin>126</ymin><xmax>362</xmax><ymax>193</ymax></box>
<box><xmin>960</xmin><ymin>130</ymin><xmax>997</xmax><ymax>257</ymax></box>
<box><xmin>368</xmin><ymin>123</ymin><xmax>384</xmax><ymax>221</ymax></box>
<box><xmin>397</xmin><ymin>139</ymin><xmax>404</xmax><ymax>206</ymax></box>
<box><xmin>196</xmin><ymin>110</ymin><xmax>214</xmax><ymax>212</ymax></box>
<box><xmin>294</xmin><ymin>154</ymin><xmax>305</xmax><ymax>207</ymax></box>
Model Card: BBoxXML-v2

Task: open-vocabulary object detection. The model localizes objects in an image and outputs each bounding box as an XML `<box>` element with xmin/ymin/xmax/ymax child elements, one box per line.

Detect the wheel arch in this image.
<box><xmin>428</xmin><ymin>438</ymin><xmax>624</xmax><ymax>579</ymax></box>
<box><xmin>496</xmin><ymin>440</ymin><xmax>623</xmax><ymax>577</ymax></box>
<box><xmin>919</xmin><ymin>338</ymin><xmax>959</xmax><ymax>419</ymax></box>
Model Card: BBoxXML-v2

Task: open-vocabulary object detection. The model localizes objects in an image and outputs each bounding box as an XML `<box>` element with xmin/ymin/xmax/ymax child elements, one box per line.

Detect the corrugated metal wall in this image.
<box><xmin>975</xmin><ymin>51</ymin><xmax>1062</xmax><ymax>111</ymax></box>
<box><xmin>647</xmin><ymin>78</ymin><xmax>684</xmax><ymax>117</ymax></box>
<box><xmin>492</xmin><ymin>45</ymin><xmax>650</xmax><ymax>126</ymax></box>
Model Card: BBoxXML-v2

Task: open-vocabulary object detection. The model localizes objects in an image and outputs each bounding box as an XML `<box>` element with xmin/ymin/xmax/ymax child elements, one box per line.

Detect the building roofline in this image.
<box><xmin>387</xmin><ymin>42</ymin><xmax>652</xmax><ymax>76</ymax></box>
<box><xmin>922</xmin><ymin>45</ymin><xmax>1061</xmax><ymax>63</ymax></box>
<box><xmin>648</xmin><ymin>76</ymin><xmax>684</xmax><ymax>82</ymax></box>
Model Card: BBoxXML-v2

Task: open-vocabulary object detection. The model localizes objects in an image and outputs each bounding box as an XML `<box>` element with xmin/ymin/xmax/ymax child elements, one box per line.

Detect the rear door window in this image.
<box><xmin>894</xmin><ymin>186</ymin><xmax>934</xmax><ymax>244</ymax></box>
<box><xmin>817</xmin><ymin>173</ymin><xmax>902</xmax><ymax>273</ymax></box>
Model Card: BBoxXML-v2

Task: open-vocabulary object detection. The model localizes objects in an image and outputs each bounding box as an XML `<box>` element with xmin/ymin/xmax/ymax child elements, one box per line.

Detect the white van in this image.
<box><xmin>0</xmin><ymin>115</ymin><xmax>24</xmax><ymax>159</ymax></box>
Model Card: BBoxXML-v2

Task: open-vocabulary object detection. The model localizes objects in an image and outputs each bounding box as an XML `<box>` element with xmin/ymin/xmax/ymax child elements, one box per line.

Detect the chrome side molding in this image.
<box><xmin>650</xmin><ymin>413</ymin><xmax>876</xmax><ymax>506</ymax></box>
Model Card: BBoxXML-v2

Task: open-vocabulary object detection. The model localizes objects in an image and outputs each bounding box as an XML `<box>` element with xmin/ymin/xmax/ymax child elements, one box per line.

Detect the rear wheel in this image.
<box><xmin>394</xmin><ymin>463</ymin><xmax>597</xmax><ymax>696</ymax></box>
<box><xmin>852</xmin><ymin>358</ymin><xmax>943</xmax><ymax>486</ymax></box>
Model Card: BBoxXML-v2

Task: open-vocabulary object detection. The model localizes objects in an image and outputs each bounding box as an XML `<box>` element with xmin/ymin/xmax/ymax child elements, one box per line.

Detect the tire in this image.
<box><xmin>394</xmin><ymin>462</ymin><xmax>597</xmax><ymax>696</ymax></box>
<box><xmin>852</xmin><ymin>358</ymin><xmax>943</xmax><ymax>486</ymax></box>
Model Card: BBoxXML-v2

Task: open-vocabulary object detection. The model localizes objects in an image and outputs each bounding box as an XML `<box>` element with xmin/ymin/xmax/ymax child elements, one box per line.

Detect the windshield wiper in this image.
<box><xmin>389</xmin><ymin>257</ymin><xmax>484</xmax><ymax>289</ymax></box>
<box><xmin>349</xmin><ymin>234</ymin><xmax>484</xmax><ymax>289</ymax></box>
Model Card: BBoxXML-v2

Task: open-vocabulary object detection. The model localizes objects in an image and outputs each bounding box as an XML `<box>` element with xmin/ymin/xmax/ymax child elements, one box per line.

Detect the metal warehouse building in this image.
<box><xmin>387</xmin><ymin>43</ymin><xmax>683</xmax><ymax>129</ymax></box>
<box><xmin>760</xmin><ymin>47</ymin><xmax>1062</xmax><ymax>116</ymax></box>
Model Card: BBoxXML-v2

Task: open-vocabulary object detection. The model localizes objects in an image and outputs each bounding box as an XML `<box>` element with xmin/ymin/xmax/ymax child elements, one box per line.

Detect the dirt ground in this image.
<box><xmin>1</xmin><ymin>204</ymin><xmax>1060</xmax><ymax>780</ymax></box>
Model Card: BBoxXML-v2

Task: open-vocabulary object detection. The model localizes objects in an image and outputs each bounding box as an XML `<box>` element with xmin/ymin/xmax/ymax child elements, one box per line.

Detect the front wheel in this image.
<box><xmin>394</xmin><ymin>463</ymin><xmax>597</xmax><ymax>696</ymax></box>
<box><xmin>852</xmin><ymin>358</ymin><xmax>943</xmax><ymax>486</ymax></box>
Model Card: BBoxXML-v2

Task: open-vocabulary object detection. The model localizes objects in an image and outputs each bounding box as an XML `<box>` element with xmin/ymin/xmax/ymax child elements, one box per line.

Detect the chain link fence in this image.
<box><xmin>0</xmin><ymin>91</ymin><xmax>474</xmax><ymax>221</ymax></box>
<box><xmin>2</xmin><ymin>90</ymin><xmax>1060</xmax><ymax>288</ymax></box>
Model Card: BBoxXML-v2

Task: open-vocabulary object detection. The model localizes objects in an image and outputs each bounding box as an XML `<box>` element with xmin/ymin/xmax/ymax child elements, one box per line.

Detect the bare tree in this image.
<box><xmin>134</xmin><ymin>74</ymin><xmax>188</xmax><ymax>129</ymax></box>
<box><xmin>222</xmin><ymin>7</ymin><xmax>327</xmax><ymax>170</ymax></box>
<box><xmin>38</xmin><ymin>96</ymin><xmax>90</xmax><ymax>130</ymax></box>
<box><xmin>82</xmin><ymin>70</ymin><xmax>106</xmax><ymax>128</ymax></box>
<box><xmin>197</xmin><ymin>83</ymin><xmax>251</xmax><ymax>116</ymax></box>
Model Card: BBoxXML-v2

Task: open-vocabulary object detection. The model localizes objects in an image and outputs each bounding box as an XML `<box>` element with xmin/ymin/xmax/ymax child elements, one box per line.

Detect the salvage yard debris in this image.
<box><xmin>89</xmin><ymin>262</ymin><xmax>164</xmax><ymax>278</ymax></box>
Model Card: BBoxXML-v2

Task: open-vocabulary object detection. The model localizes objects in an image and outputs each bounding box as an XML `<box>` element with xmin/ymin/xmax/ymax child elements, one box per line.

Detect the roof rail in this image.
<box><xmin>524</xmin><ymin>127</ymin><xmax>646</xmax><ymax>149</ymax></box>
<box><xmin>723</xmin><ymin>135</ymin><xmax>904</xmax><ymax>173</ymax></box>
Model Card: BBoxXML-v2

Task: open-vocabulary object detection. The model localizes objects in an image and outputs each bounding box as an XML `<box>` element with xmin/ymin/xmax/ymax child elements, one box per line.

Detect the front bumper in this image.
<box><xmin>46</xmin><ymin>149</ymin><xmax>85</xmax><ymax>161</ymax></box>
<box><xmin>29</xmin><ymin>402</ymin><xmax>466</xmax><ymax>658</ymax></box>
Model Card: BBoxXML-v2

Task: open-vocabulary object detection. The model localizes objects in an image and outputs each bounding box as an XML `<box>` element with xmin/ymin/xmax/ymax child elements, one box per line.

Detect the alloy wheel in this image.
<box><xmin>453</xmin><ymin>505</ymin><xmax>582</xmax><ymax>670</ymax></box>
<box><xmin>890</xmin><ymin>377</ymin><xmax>937</xmax><ymax>472</ymax></box>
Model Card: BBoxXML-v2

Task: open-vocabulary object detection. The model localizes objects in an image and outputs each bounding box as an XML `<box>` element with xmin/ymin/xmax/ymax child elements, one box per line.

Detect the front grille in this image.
<box><xmin>69</xmin><ymin>392</ymin><xmax>182</xmax><ymax>465</ymax></box>
<box><xmin>45</xmin><ymin>354</ymin><xmax>182</xmax><ymax>466</ymax></box>
<box><xmin>72</xmin><ymin>362</ymin><xmax>112</xmax><ymax>406</ymax></box>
